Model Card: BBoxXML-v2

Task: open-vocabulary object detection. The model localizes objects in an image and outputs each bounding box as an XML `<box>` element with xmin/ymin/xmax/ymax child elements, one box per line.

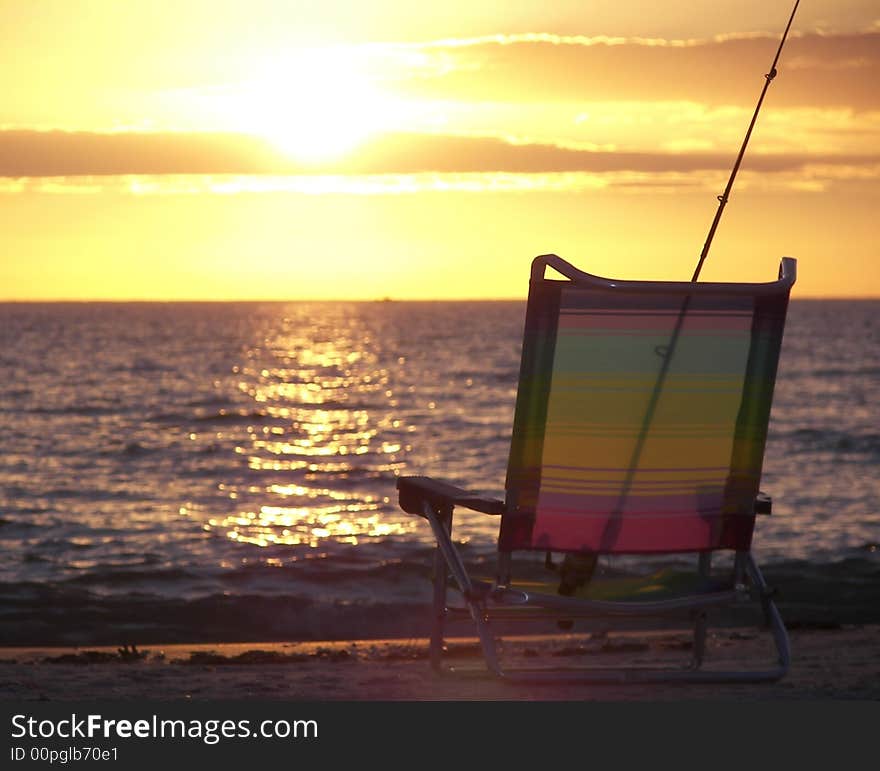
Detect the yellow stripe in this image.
<box><xmin>541</xmin><ymin>435</ymin><xmax>738</xmax><ymax>470</ymax></box>
<box><xmin>544</xmin><ymin>389</ymin><xmax>743</xmax><ymax>427</ymax></box>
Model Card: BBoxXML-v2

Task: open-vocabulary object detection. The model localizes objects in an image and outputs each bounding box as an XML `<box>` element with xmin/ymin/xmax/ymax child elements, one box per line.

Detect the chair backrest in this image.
<box><xmin>501</xmin><ymin>255</ymin><xmax>796</xmax><ymax>555</ymax></box>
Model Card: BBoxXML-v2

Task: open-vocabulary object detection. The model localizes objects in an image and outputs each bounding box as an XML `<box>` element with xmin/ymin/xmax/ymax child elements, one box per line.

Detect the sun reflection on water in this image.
<box><xmin>218</xmin><ymin>503</ymin><xmax>408</xmax><ymax>548</ymax></box>
<box><xmin>205</xmin><ymin>310</ymin><xmax>419</xmax><ymax>553</ymax></box>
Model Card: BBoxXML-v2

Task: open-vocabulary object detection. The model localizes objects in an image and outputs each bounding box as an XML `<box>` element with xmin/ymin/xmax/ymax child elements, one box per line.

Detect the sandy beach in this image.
<box><xmin>2</xmin><ymin>625</ymin><xmax>877</xmax><ymax>701</ymax></box>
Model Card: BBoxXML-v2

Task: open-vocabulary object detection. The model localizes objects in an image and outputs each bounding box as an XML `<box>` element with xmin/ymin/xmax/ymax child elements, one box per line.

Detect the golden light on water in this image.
<box><xmin>200</xmin><ymin>331</ymin><xmax>415</xmax><ymax>551</ymax></box>
<box><xmin>219</xmin><ymin>503</ymin><xmax>409</xmax><ymax>548</ymax></box>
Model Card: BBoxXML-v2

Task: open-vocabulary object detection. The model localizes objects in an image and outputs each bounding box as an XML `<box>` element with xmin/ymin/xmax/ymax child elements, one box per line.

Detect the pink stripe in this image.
<box><xmin>531</xmin><ymin>511</ymin><xmax>754</xmax><ymax>553</ymax></box>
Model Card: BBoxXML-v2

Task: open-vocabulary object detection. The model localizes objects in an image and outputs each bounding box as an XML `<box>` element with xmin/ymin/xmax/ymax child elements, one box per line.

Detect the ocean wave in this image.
<box><xmin>780</xmin><ymin>428</ymin><xmax>880</xmax><ymax>456</ymax></box>
<box><xmin>1</xmin><ymin>388</ymin><xmax>32</xmax><ymax>399</ymax></box>
<box><xmin>128</xmin><ymin>357</ymin><xmax>173</xmax><ymax>373</ymax></box>
<box><xmin>108</xmin><ymin>441</ymin><xmax>156</xmax><ymax>457</ymax></box>
<box><xmin>192</xmin><ymin>409</ymin><xmax>273</xmax><ymax>423</ymax></box>
<box><xmin>184</xmin><ymin>396</ymin><xmax>234</xmax><ymax>408</ymax></box>
<box><xmin>0</xmin><ymin>554</ymin><xmax>877</xmax><ymax>647</ymax></box>
<box><xmin>147</xmin><ymin>408</ymin><xmax>269</xmax><ymax>424</ymax></box>
<box><xmin>813</xmin><ymin>366</ymin><xmax>880</xmax><ymax>378</ymax></box>
<box><xmin>26</xmin><ymin>404</ymin><xmax>120</xmax><ymax>416</ymax></box>
<box><xmin>63</xmin><ymin>567</ymin><xmax>198</xmax><ymax>586</ymax></box>
<box><xmin>39</xmin><ymin>487</ymin><xmax>147</xmax><ymax>501</ymax></box>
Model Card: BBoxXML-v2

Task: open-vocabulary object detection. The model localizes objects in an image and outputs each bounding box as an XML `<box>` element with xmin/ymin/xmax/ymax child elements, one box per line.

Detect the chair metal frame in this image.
<box><xmin>397</xmin><ymin>255</ymin><xmax>796</xmax><ymax>682</ymax></box>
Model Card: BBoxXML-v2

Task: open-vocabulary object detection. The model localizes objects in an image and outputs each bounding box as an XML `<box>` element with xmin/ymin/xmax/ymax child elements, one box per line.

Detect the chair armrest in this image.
<box><xmin>397</xmin><ymin>476</ymin><xmax>505</xmax><ymax>517</ymax></box>
<box><xmin>755</xmin><ymin>492</ymin><xmax>772</xmax><ymax>515</ymax></box>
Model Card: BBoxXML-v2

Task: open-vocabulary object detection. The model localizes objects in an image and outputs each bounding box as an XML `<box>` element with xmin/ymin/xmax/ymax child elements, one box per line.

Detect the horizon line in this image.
<box><xmin>2</xmin><ymin>295</ymin><xmax>878</xmax><ymax>304</ymax></box>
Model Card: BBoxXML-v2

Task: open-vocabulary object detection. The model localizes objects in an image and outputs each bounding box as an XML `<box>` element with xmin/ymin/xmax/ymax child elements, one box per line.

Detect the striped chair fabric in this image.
<box><xmin>501</xmin><ymin>258</ymin><xmax>792</xmax><ymax>555</ymax></box>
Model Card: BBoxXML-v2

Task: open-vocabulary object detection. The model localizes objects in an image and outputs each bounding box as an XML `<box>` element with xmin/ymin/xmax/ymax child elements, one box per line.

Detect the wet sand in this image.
<box><xmin>2</xmin><ymin>625</ymin><xmax>878</xmax><ymax>701</ymax></box>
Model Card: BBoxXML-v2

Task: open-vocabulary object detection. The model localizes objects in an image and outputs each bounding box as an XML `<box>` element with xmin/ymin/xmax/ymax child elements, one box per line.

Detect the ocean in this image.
<box><xmin>0</xmin><ymin>299</ymin><xmax>878</xmax><ymax>645</ymax></box>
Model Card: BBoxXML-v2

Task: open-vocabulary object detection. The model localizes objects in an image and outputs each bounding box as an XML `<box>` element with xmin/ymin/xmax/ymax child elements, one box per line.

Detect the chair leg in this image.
<box><xmin>745</xmin><ymin>553</ymin><xmax>792</xmax><ymax>673</ymax></box>
<box><xmin>422</xmin><ymin>501</ymin><xmax>505</xmax><ymax>676</ymax></box>
<box><xmin>430</xmin><ymin>541</ymin><xmax>448</xmax><ymax>672</ymax></box>
<box><xmin>469</xmin><ymin>602</ymin><xmax>503</xmax><ymax>677</ymax></box>
<box><xmin>691</xmin><ymin>551</ymin><xmax>712</xmax><ymax>668</ymax></box>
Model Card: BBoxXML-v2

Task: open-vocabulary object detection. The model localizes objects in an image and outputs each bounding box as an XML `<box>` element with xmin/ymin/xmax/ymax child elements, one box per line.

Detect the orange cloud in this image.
<box><xmin>1</xmin><ymin>129</ymin><xmax>877</xmax><ymax>178</ymax></box>
<box><xmin>0</xmin><ymin>130</ymin><xmax>283</xmax><ymax>176</ymax></box>
<box><xmin>388</xmin><ymin>31</ymin><xmax>880</xmax><ymax>110</ymax></box>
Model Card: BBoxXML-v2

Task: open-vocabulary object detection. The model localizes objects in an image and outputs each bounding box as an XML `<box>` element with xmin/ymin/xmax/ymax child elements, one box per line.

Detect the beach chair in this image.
<box><xmin>397</xmin><ymin>254</ymin><xmax>796</xmax><ymax>682</ymax></box>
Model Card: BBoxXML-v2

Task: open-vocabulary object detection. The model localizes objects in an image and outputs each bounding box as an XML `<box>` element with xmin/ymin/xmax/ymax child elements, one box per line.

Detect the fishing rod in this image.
<box><xmin>692</xmin><ymin>0</ymin><xmax>801</xmax><ymax>282</ymax></box>
<box><xmin>658</xmin><ymin>0</ymin><xmax>802</xmax><ymax>360</ymax></box>
<box><xmin>586</xmin><ymin>0</ymin><xmax>803</xmax><ymax>562</ymax></box>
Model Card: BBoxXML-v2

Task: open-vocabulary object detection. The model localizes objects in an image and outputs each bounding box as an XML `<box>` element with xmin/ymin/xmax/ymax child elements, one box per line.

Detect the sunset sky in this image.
<box><xmin>1</xmin><ymin>0</ymin><xmax>878</xmax><ymax>299</ymax></box>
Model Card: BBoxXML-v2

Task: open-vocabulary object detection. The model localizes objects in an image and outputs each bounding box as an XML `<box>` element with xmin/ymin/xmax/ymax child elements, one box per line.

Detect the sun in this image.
<box><xmin>239</xmin><ymin>48</ymin><xmax>397</xmax><ymax>164</ymax></box>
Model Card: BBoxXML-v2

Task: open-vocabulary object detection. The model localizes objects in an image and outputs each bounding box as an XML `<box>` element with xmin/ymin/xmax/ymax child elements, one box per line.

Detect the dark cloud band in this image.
<box><xmin>0</xmin><ymin>129</ymin><xmax>875</xmax><ymax>178</ymax></box>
